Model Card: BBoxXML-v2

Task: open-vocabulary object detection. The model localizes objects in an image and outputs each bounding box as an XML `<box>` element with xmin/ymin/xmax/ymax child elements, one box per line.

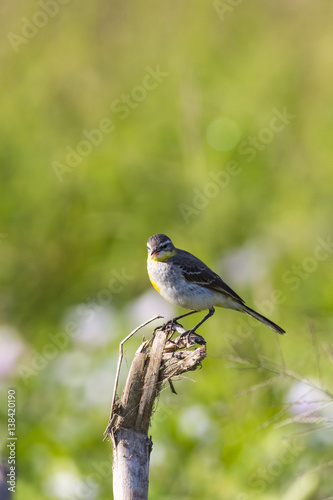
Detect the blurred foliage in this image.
<box><xmin>1</xmin><ymin>1</ymin><xmax>333</xmax><ymax>499</ymax></box>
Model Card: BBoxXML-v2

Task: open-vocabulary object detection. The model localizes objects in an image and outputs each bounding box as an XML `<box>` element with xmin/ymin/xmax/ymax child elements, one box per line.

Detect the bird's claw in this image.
<box><xmin>154</xmin><ymin>319</ymin><xmax>206</xmax><ymax>346</ymax></box>
<box><xmin>178</xmin><ymin>330</ymin><xmax>206</xmax><ymax>346</ymax></box>
<box><xmin>154</xmin><ymin>318</ymin><xmax>184</xmax><ymax>334</ymax></box>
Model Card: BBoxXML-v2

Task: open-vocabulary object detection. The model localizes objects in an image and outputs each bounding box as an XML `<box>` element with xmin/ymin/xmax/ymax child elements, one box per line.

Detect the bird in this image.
<box><xmin>147</xmin><ymin>233</ymin><xmax>285</xmax><ymax>336</ymax></box>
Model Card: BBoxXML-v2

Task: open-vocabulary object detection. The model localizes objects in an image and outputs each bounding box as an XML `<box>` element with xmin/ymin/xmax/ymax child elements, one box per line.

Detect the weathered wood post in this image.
<box><xmin>104</xmin><ymin>319</ymin><xmax>206</xmax><ymax>500</ymax></box>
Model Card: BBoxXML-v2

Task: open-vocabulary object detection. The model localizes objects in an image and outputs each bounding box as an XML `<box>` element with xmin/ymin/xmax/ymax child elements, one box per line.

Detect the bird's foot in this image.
<box><xmin>178</xmin><ymin>329</ymin><xmax>206</xmax><ymax>347</ymax></box>
<box><xmin>153</xmin><ymin>320</ymin><xmax>171</xmax><ymax>333</ymax></box>
<box><xmin>153</xmin><ymin>317</ymin><xmax>183</xmax><ymax>335</ymax></box>
<box><xmin>154</xmin><ymin>319</ymin><xmax>206</xmax><ymax>347</ymax></box>
<box><xmin>163</xmin><ymin>325</ymin><xmax>206</xmax><ymax>352</ymax></box>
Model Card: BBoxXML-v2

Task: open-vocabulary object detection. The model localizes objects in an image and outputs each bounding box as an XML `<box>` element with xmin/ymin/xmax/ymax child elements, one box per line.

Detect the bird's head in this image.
<box><xmin>147</xmin><ymin>234</ymin><xmax>176</xmax><ymax>261</ymax></box>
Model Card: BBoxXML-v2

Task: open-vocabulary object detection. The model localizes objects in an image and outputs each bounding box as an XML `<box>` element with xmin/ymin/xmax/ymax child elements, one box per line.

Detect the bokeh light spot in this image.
<box><xmin>206</xmin><ymin>117</ymin><xmax>241</xmax><ymax>151</ymax></box>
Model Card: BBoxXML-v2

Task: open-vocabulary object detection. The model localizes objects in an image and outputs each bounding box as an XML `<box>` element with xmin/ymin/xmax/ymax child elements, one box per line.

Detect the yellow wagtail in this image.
<box><xmin>147</xmin><ymin>234</ymin><xmax>285</xmax><ymax>336</ymax></box>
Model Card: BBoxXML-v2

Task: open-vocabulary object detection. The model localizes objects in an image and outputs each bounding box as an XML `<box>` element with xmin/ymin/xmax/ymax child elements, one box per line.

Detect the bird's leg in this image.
<box><xmin>170</xmin><ymin>310</ymin><xmax>198</xmax><ymax>323</ymax></box>
<box><xmin>164</xmin><ymin>310</ymin><xmax>199</xmax><ymax>333</ymax></box>
<box><xmin>190</xmin><ymin>307</ymin><xmax>215</xmax><ymax>333</ymax></box>
<box><xmin>155</xmin><ymin>310</ymin><xmax>199</xmax><ymax>342</ymax></box>
<box><xmin>179</xmin><ymin>307</ymin><xmax>215</xmax><ymax>343</ymax></box>
<box><xmin>153</xmin><ymin>310</ymin><xmax>197</xmax><ymax>334</ymax></box>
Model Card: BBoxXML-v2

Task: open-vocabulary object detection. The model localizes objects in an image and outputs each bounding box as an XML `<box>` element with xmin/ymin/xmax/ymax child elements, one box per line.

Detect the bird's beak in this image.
<box><xmin>151</xmin><ymin>248</ymin><xmax>159</xmax><ymax>257</ymax></box>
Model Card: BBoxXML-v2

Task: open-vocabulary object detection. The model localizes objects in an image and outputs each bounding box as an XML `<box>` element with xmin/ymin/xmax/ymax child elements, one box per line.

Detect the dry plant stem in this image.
<box><xmin>109</xmin><ymin>321</ymin><xmax>207</xmax><ymax>500</ymax></box>
<box><xmin>103</xmin><ymin>315</ymin><xmax>163</xmax><ymax>439</ymax></box>
<box><xmin>135</xmin><ymin>328</ymin><xmax>169</xmax><ymax>432</ymax></box>
<box><xmin>160</xmin><ymin>345</ymin><xmax>206</xmax><ymax>381</ymax></box>
<box><xmin>112</xmin><ymin>428</ymin><xmax>152</xmax><ymax>500</ymax></box>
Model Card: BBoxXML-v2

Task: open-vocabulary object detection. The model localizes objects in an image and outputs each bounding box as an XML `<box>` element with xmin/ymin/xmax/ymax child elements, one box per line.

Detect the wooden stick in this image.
<box><xmin>103</xmin><ymin>315</ymin><xmax>163</xmax><ymax>439</ymax></box>
<box><xmin>109</xmin><ymin>322</ymin><xmax>207</xmax><ymax>500</ymax></box>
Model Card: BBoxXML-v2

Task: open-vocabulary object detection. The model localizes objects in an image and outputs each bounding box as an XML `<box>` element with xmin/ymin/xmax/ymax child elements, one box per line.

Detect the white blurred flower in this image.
<box><xmin>63</xmin><ymin>304</ymin><xmax>117</xmax><ymax>347</ymax></box>
<box><xmin>53</xmin><ymin>352</ymin><xmax>117</xmax><ymax>409</ymax></box>
<box><xmin>179</xmin><ymin>404</ymin><xmax>216</xmax><ymax>440</ymax></box>
<box><xmin>45</xmin><ymin>469</ymin><xmax>98</xmax><ymax>500</ymax></box>
<box><xmin>150</xmin><ymin>442</ymin><xmax>167</xmax><ymax>467</ymax></box>
<box><xmin>286</xmin><ymin>381</ymin><xmax>333</xmax><ymax>420</ymax></box>
<box><xmin>219</xmin><ymin>242</ymin><xmax>271</xmax><ymax>288</ymax></box>
<box><xmin>127</xmin><ymin>289</ymin><xmax>174</xmax><ymax>328</ymax></box>
<box><xmin>0</xmin><ymin>326</ymin><xmax>25</xmax><ymax>378</ymax></box>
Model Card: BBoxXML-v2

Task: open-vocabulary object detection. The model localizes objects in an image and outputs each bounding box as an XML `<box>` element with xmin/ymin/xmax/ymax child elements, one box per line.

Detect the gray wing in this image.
<box><xmin>172</xmin><ymin>249</ymin><xmax>244</xmax><ymax>303</ymax></box>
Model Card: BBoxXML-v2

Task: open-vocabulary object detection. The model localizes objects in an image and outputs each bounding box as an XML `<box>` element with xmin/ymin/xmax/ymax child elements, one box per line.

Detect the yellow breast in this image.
<box><xmin>150</xmin><ymin>278</ymin><xmax>161</xmax><ymax>293</ymax></box>
<box><xmin>147</xmin><ymin>257</ymin><xmax>160</xmax><ymax>293</ymax></box>
<box><xmin>147</xmin><ymin>249</ymin><xmax>176</xmax><ymax>297</ymax></box>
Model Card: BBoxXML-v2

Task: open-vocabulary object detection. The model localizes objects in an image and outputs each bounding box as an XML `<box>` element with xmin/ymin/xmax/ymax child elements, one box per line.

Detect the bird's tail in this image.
<box><xmin>238</xmin><ymin>303</ymin><xmax>285</xmax><ymax>335</ymax></box>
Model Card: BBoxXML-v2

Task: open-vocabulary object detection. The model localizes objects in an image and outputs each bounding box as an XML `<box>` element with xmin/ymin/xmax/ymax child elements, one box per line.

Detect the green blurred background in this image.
<box><xmin>1</xmin><ymin>1</ymin><xmax>333</xmax><ymax>499</ymax></box>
